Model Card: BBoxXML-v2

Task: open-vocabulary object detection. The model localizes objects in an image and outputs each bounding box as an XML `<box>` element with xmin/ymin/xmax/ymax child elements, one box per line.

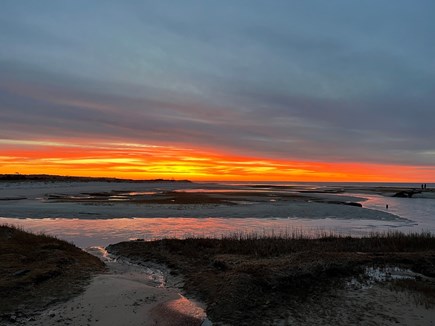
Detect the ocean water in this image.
<box><xmin>1</xmin><ymin>182</ymin><xmax>434</xmax><ymax>248</ymax></box>
<box><xmin>356</xmin><ymin>193</ymin><xmax>435</xmax><ymax>230</ymax></box>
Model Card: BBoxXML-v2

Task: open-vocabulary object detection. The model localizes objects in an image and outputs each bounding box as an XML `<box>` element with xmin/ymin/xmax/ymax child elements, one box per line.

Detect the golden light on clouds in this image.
<box><xmin>0</xmin><ymin>138</ymin><xmax>434</xmax><ymax>182</ymax></box>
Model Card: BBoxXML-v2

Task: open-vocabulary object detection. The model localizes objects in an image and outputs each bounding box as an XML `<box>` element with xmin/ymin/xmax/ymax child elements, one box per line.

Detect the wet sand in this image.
<box><xmin>3</xmin><ymin>222</ymin><xmax>435</xmax><ymax>325</ymax></box>
<box><xmin>22</xmin><ymin>271</ymin><xmax>208</xmax><ymax>326</ymax></box>
<box><xmin>285</xmin><ymin>281</ymin><xmax>435</xmax><ymax>325</ymax></box>
<box><xmin>0</xmin><ymin>180</ymin><xmax>406</xmax><ymax>221</ymax></box>
<box><xmin>2</xmin><ymin>179</ymin><xmax>435</xmax><ymax>325</ymax></box>
<box><xmin>5</xmin><ymin>246</ymin><xmax>209</xmax><ymax>326</ymax></box>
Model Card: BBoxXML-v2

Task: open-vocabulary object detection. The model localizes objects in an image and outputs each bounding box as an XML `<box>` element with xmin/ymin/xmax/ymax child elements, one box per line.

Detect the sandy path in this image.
<box><xmin>21</xmin><ymin>248</ymin><xmax>209</xmax><ymax>326</ymax></box>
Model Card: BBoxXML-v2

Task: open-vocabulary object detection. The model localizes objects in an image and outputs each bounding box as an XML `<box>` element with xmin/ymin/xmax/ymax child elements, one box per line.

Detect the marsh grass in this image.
<box><xmin>108</xmin><ymin>231</ymin><xmax>435</xmax><ymax>324</ymax></box>
<box><xmin>0</xmin><ymin>224</ymin><xmax>105</xmax><ymax>316</ymax></box>
<box><xmin>150</xmin><ymin>230</ymin><xmax>435</xmax><ymax>258</ymax></box>
<box><xmin>389</xmin><ymin>278</ymin><xmax>435</xmax><ymax>308</ymax></box>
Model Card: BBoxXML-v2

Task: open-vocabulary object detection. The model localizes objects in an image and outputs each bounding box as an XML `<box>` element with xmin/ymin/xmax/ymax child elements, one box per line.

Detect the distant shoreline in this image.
<box><xmin>1</xmin><ymin>174</ymin><xmax>433</xmax><ymax>185</ymax></box>
<box><xmin>0</xmin><ymin>174</ymin><xmax>191</xmax><ymax>183</ymax></box>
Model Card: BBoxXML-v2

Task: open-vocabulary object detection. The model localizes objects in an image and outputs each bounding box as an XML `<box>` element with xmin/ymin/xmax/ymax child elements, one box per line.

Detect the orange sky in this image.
<box><xmin>0</xmin><ymin>139</ymin><xmax>434</xmax><ymax>182</ymax></box>
<box><xmin>2</xmin><ymin>2</ymin><xmax>435</xmax><ymax>185</ymax></box>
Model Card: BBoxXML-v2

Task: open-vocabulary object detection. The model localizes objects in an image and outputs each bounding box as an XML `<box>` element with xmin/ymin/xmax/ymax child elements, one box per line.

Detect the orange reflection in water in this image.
<box><xmin>150</xmin><ymin>295</ymin><xmax>206</xmax><ymax>325</ymax></box>
<box><xmin>0</xmin><ymin>217</ymin><xmax>412</xmax><ymax>248</ymax></box>
<box><xmin>1</xmin><ymin>139</ymin><xmax>434</xmax><ymax>182</ymax></box>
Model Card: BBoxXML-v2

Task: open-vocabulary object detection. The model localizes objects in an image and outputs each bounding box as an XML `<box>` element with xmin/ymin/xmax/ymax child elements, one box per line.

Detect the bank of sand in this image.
<box><xmin>19</xmin><ymin>268</ymin><xmax>435</xmax><ymax>326</ymax></box>
<box><xmin>0</xmin><ymin>180</ymin><xmax>407</xmax><ymax>222</ymax></box>
<box><xmin>10</xmin><ymin>247</ymin><xmax>209</xmax><ymax>326</ymax></box>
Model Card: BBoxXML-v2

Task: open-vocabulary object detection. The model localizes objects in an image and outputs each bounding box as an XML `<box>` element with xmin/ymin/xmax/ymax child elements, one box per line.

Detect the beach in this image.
<box><xmin>1</xmin><ymin>178</ymin><xmax>435</xmax><ymax>325</ymax></box>
<box><xmin>18</xmin><ymin>247</ymin><xmax>209</xmax><ymax>326</ymax></box>
<box><xmin>4</xmin><ymin>1</ymin><xmax>435</xmax><ymax>324</ymax></box>
<box><xmin>3</xmin><ymin>226</ymin><xmax>435</xmax><ymax>326</ymax></box>
<box><xmin>0</xmin><ymin>179</ymin><xmax>422</xmax><ymax>221</ymax></box>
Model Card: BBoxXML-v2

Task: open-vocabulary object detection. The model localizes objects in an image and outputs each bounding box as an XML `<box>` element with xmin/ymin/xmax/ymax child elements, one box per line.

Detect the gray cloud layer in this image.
<box><xmin>1</xmin><ymin>0</ymin><xmax>435</xmax><ymax>166</ymax></box>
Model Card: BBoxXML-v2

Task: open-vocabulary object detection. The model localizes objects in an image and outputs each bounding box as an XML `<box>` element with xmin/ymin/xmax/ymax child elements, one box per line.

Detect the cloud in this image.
<box><xmin>0</xmin><ymin>0</ymin><xmax>435</xmax><ymax>176</ymax></box>
<box><xmin>1</xmin><ymin>67</ymin><xmax>434</xmax><ymax>168</ymax></box>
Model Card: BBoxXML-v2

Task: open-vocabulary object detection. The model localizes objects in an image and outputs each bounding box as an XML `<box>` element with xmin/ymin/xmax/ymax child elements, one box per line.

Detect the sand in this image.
<box><xmin>9</xmin><ymin>251</ymin><xmax>435</xmax><ymax>326</ymax></box>
<box><xmin>284</xmin><ymin>282</ymin><xmax>435</xmax><ymax>325</ymax></box>
<box><xmin>2</xmin><ymin>180</ymin><xmax>434</xmax><ymax>325</ymax></box>
<box><xmin>0</xmin><ymin>181</ymin><xmax>405</xmax><ymax>222</ymax></box>
<box><xmin>12</xmin><ymin>266</ymin><xmax>435</xmax><ymax>326</ymax></box>
<box><xmin>22</xmin><ymin>275</ymin><xmax>207</xmax><ymax>326</ymax></box>
<box><xmin>14</xmin><ymin>248</ymin><xmax>209</xmax><ymax>326</ymax></box>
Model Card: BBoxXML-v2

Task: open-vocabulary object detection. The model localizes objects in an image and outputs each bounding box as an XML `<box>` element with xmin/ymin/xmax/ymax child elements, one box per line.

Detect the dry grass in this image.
<box><xmin>108</xmin><ymin>232</ymin><xmax>435</xmax><ymax>325</ymax></box>
<box><xmin>213</xmin><ymin>230</ymin><xmax>435</xmax><ymax>255</ymax></box>
<box><xmin>0</xmin><ymin>224</ymin><xmax>105</xmax><ymax>317</ymax></box>
<box><xmin>389</xmin><ymin>278</ymin><xmax>435</xmax><ymax>308</ymax></box>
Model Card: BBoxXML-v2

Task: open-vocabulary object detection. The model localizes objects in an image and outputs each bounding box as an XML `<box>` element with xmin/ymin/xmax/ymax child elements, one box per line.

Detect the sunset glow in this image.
<box><xmin>3</xmin><ymin>4</ymin><xmax>435</xmax><ymax>326</ymax></box>
<box><xmin>1</xmin><ymin>139</ymin><xmax>433</xmax><ymax>182</ymax></box>
<box><xmin>1</xmin><ymin>2</ymin><xmax>434</xmax><ymax>182</ymax></box>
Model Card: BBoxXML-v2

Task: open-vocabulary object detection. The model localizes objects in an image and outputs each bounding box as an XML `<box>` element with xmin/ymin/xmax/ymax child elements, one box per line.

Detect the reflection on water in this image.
<box><xmin>1</xmin><ymin>185</ymin><xmax>434</xmax><ymax>248</ymax></box>
<box><xmin>125</xmin><ymin>191</ymin><xmax>158</xmax><ymax>196</ymax></box>
<box><xmin>356</xmin><ymin>193</ymin><xmax>435</xmax><ymax>230</ymax></box>
<box><xmin>151</xmin><ymin>295</ymin><xmax>208</xmax><ymax>324</ymax></box>
<box><xmin>174</xmin><ymin>188</ymin><xmax>285</xmax><ymax>193</ymax></box>
<box><xmin>0</xmin><ymin>215</ymin><xmax>416</xmax><ymax>248</ymax></box>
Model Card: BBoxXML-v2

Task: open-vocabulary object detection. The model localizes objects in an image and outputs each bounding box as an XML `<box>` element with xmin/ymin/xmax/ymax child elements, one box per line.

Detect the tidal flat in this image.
<box><xmin>108</xmin><ymin>232</ymin><xmax>435</xmax><ymax>325</ymax></box>
<box><xmin>2</xmin><ymin>228</ymin><xmax>435</xmax><ymax>325</ymax></box>
<box><xmin>2</xmin><ymin>177</ymin><xmax>435</xmax><ymax>324</ymax></box>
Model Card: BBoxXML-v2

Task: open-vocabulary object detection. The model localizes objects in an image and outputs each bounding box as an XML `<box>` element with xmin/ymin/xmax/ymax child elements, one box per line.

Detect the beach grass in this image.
<box><xmin>108</xmin><ymin>231</ymin><xmax>435</xmax><ymax>324</ymax></box>
<box><xmin>0</xmin><ymin>224</ymin><xmax>105</xmax><ymax>318</ymax></box>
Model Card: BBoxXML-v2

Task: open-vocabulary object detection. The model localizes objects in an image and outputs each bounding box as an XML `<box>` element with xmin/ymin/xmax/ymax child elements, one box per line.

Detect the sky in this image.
<box><xmin>1</xmin><ymin>0</ymin><xmax>435</xmax><ymax>181</ymax></box>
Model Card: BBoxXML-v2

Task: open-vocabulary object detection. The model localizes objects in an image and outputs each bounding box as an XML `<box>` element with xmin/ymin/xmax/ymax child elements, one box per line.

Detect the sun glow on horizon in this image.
<box><xmin>0</xmin><ymin>138</ymin><xmax>434</xmax><ymax>182</ymax></box>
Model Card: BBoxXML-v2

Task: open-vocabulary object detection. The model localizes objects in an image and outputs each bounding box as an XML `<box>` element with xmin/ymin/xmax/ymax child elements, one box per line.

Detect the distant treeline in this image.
<box><xmin>0</xmin><ymin>174</ymin><xmax>191</xmax><ymax>183</ymax></box>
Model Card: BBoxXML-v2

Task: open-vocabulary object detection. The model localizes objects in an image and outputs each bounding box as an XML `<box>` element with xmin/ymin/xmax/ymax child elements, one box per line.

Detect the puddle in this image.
<box><xmin>347</xmin><ymin>266</ymin><xmax>427</xmax><ymax>290</ymax></box>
